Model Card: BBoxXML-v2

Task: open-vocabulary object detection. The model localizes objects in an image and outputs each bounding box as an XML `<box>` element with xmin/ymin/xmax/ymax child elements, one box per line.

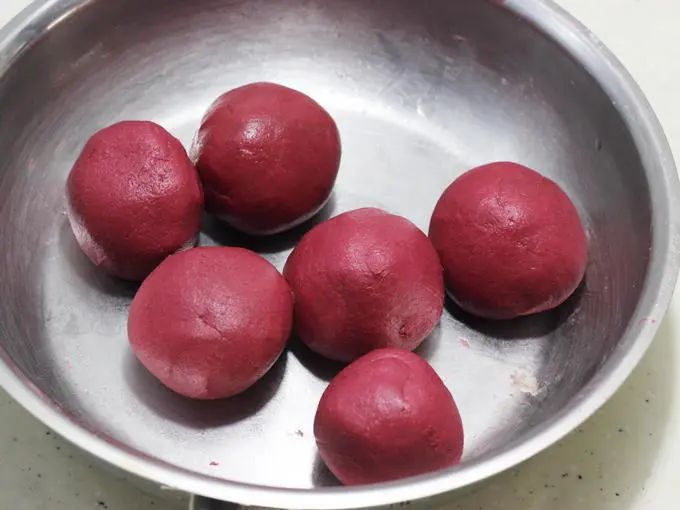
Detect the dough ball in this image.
<box><xmin>283</xmin><ymin>207</ymin><xmax>444</xmax><ymax>362</ymax></box>
<box><xmin>314</xmin><ymin>348</ymin><xmax>465</xmax><ymax>485</ymax></box>
<box><xmin>429</xmin><ymin>161</ymin><xmax>588</xmax><ymax>319</ymax></box>
<box><xmin>127</xmin><ymin>246</ymin><xmax>293</xmax><ymax>400</ymax></box>
<box><xmin>192</xmin><ymin>82</ymin><xmax>341</xmax><ymax>235</ymax></box>
<box><xmin>66</xmin><ymin>121</ymin><xmax>203</xmax><ymax>281</ymax></box>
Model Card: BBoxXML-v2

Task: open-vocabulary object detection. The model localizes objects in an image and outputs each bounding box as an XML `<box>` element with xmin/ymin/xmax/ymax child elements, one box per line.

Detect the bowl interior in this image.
<box><xmin>0</xmin><ymin>0</ymin><xmax>652</xmax><ymax>492</ymax></box>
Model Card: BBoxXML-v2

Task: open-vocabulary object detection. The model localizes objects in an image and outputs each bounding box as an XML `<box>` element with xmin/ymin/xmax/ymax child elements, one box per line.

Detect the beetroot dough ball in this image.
<box><xmin>429</xmin><ymin>162</ymin><xmax>588</xmax><ymax>319</ymax></box>
<box><xmin>192</xmin><ymin>82</ymin><xmax>341</xmax><ymax>235</ymax></box>
<box><xmin>67</xmin><ymin>121</ymin><xmax>203</xmax><ymax>281</ymax></box>
<box><xmin>127</xmin><ymin>246</ymin><xmax>293</xmax><ymax>400</ymax></box>
<box><xmin>314</xmin><ymin>348</ymin><xmax>465</xmax><ymax>485</ymax></box>
<box><xmin>283</xmin><ymin>207</ymin><xmax>444</xmax><ymax>362</ymax></box>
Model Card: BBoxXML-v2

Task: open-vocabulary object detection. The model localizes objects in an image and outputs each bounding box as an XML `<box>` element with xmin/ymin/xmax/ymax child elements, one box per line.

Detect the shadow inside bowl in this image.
<box><xmin>289</xmin><ymin>337</ymin><xmax>347</xmax><ymax>383</ymax></box>
<box><xmin>444</xmin><ymin>282</ymin><xmax>585</xmax><ymax>341</ymax></box>
<box><xmin>199</xmin><ymin>194</ymin><xmax>337</xmax><ymax>256</ymax></box>
<box><xmin>312</xmin><ymin>452</ymin><xmax>341</xmax><ymax>488</ymax></box>
<box><xmin>124</xmin><ymin>350</ymin><xmax>288</xmax><ymax>429</ymax></box>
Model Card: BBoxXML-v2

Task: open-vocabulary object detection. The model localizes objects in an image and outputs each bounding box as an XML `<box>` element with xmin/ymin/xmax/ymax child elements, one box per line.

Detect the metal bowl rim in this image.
<box><xmin>0</xmin><ymin>0</ymin><xmax>677</xmax><ymax>508</ymax></box>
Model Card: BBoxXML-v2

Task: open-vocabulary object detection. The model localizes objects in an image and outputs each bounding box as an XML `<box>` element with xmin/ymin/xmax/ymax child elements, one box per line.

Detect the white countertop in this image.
<box><xmin>1</xmin><ymin>1</ymin><xmax>679</xmax><ymax>509</ymax></box>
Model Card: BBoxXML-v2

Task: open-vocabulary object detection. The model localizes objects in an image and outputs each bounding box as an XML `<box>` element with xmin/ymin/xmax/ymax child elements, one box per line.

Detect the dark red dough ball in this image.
<box><xmin>429</xmin><ymin>162</ymin><xmax>588</xmax><ymax>319</ymax></box>
<box><xmin>314</xmin><ymin>348</ymin><xmax>465</xmax><ymax>485</ymax></box>
<box><xmin>283</xmin><ymin>207</ymin><xmax>444</xmax><ymax>362</ymax></box>
<box><xmin>66</xmin><ymin>121</ymin><xmax>203</xmax><ymax>281</ymax></box>
<box><xmin>192</xmin><ymin>82</ymin><xmax>341</xmax><ymax>235</ymax></box>
<box><xmin>127</xmin><ymin>246</ymin><xmax>293</xmax><ymax>400</ymax></box>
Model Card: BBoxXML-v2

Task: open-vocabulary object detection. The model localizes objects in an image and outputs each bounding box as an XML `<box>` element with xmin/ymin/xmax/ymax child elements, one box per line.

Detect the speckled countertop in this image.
<box><xmin>1</xmin><ymin>1</ymin><xmax>679</xmax><ymax>509</ymax></box>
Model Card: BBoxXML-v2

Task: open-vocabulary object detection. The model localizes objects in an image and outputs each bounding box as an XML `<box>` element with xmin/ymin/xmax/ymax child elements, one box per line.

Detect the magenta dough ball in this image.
<box><xmin>66</xmin><ymin>121</ymin><xmax>203</xmax><ymax>281</ymax></box>
<box><xmin>127</xmin><ymin>246</ymin><xmax>293</xmax><ymax>400</ymax></box>
<box><xmin>314</xmin><ymin>348</ymin><xmax>465</xmax><ymax>485</ymax></box>
<box><xmin>283</xmin><ymin>207</ymin><xmax>444</xmax><ymax>362</ymax></box>
<box><xmin>429</xmin><ymin>162</ymin><xmax>588</xmax><ymax>319</ymax></box>
<box><xmin>192</xmin><ymin>82</ymin><xmax>341</xmax><ymax>235</ymax></box>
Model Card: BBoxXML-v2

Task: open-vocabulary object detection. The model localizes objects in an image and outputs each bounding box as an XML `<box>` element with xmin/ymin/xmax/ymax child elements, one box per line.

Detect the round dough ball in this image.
<box><xmin>429</xmin><ymin>161</ymin><xmax>588</xmax><ymax>319</ymax></box>
<box><xmin>192</xmin><ymin>82</ymin><xmax>341</xmax><ymax>235</ymax></box>
<box><xmin>314</xmin><ymin>348</ymin><xmax>465</xmax><ymax>485</ymax></box>
<box><xmin>67</xmin><ymin>121</ymin><xmax>203</xmax><ymax>281</ymax></box>
<box><xmin>283</xmin><ymin>207</ymin><xmax>444</xmax><ymax>362</ymax></box>
<box><xmin>127</xmin><ymin>246</ymin><xmax>293</xmax><ymax>400</ymax></box>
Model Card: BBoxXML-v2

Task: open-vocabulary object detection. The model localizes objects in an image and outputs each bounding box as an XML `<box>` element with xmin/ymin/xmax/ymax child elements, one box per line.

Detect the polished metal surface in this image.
<box><xmin>0</xmin><ymin>0</ymin><xmax>677</xmax><ymax>509</ymax></box>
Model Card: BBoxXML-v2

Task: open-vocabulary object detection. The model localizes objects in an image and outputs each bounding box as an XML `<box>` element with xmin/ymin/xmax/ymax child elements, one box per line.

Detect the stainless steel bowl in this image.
<box><xmin>0</xmin><ymin>0</ymin><xmax>677</xmax><ymax>509</ymax></box>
